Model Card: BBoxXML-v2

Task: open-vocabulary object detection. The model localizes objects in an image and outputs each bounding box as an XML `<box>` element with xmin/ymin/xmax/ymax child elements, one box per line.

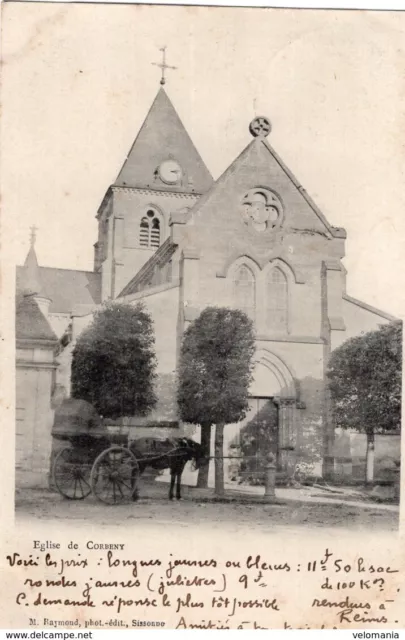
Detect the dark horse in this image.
<box><xmin>129</xmin><ymin>437</ymin><xmax>208</xmax><ymax>500</ymax></box>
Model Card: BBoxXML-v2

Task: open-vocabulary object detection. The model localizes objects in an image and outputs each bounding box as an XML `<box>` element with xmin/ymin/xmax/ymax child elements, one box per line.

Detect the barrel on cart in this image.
<box><xmin>52</xmin><ymin>398</ymin><xmax>139</xmax><ymax>505</ymax></box>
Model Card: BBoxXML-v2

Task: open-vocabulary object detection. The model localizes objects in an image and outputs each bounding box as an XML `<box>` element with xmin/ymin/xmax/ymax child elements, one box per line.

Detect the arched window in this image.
<box><xmin>234</xmin><ymin>265</ymin><xmax>255</xmax><ymax>322</ymax></box>
<box><xmin>139</xmin><ymin>217</ymin><xmax>149</xmax><ymax>247</ymax></box>
<box><xmin>266</xmin><ymin>267</ymin><xmax>287</xmax><ymax>332</ymax></box>
<box><xmin>139</xmin><ymin>210</ymin><xmax>161</xmax><ymax>249</ymax></box>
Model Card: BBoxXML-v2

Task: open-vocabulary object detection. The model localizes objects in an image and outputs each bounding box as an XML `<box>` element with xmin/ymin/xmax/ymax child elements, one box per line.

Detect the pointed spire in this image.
<box><xmin>22</xmin><ymin>227</ymin><xmax>43</xmax><ymax>296</ymax></box>
<box><xmin>114</xmin><ymin>87</ymin><xmax>213</xmax><ymax>193</ymax></box>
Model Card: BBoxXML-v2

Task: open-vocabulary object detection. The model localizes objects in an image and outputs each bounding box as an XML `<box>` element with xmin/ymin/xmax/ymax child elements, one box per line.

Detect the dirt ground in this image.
<box><xmin>15</xmin><ymin>480</ymin><xmax>399</xmax><ymax>533</ymax></box>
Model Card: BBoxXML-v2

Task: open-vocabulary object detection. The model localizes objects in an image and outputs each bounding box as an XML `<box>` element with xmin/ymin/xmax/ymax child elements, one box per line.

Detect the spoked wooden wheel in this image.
<box><xmin>53</xmin><ymin>447</ymin><xmax>92</xmax><ymax>500</ymax></box>
<box><xmin>90</xmin><ymin>447</ymin><xmax>139</xmax><ymax>505</ymax></box>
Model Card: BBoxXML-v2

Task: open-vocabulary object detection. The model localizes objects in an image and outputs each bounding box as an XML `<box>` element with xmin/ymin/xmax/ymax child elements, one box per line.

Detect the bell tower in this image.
<box><xmin>94</xmin><ymin>51</ymin><xmax>213</xmax><ymax>301</ymax></box>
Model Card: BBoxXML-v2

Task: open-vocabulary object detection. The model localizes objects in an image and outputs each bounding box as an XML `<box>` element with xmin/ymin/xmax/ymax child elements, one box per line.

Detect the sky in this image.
<box><xmin>2</xmin><ymin>4</ymin><xmax>405</xmax><ymax>316</ymax></box>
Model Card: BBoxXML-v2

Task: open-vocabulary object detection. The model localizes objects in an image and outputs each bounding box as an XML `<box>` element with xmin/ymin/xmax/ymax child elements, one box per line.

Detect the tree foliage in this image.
<box><xmin>238</xmin><ymin>399</ymin><xmax>279</xmax><ymax>484</ymax></box>
<box><xmin>177</xmin><ymin>306</ymin><xmax>256</xmax><ymax>494</ymax></box>
<box><xmin>177</xmin><ymin>307</ymin><xmax>256</xmax><ymax>426</ymax></box>
<box><xmin>71</xmin><ymin>302</ymin><xmax>157</xmax><ymax>419</ymax></box>
<box><xmin>327</xmin><ymin>321</ymin><xmax>402</xmax><ymax>436</ymax></box>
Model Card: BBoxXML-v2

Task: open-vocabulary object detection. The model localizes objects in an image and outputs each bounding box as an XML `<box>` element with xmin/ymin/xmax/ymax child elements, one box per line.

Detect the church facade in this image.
<box><xmin>16</xmin><ymin>84</ymin><xmax>396</xmax><ymax>487</ymax></box>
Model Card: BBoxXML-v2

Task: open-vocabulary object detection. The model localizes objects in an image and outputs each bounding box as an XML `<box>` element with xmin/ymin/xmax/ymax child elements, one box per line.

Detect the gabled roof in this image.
<box><xmin>343</xmin><ymin>293</ymin><xmax>398</xmax><ymax>322</ymax></box>
<box><xmin>16</xmin><ymin>266</ymin><xmax>101</xmax><ymax>314</ymax></box>
<box><xmin>262</xmin><ymin>138</ymin><xmax>345</xmax><ymax>238</ymax></box>
<box><xmin>116</xmin><ymin>134</ymin><xmax>346</xmax><ymax>298</ymax></box>
<box><xmin>114</xmin><ymin>87</ymin><xmax>213</xmax><ymax>194</ymax></box>
<box><xmin>16</xmin><ymin>293</ymin><xmax>58</xmax><ymax>343</ymax></box>
<box><xmin>118</xmin><ymin>238</ymin><xmax>178</xmax><ymax>297</ymax></box>
<box><xmin>182</xmin><ymin>136</ymin><xmax>345</xmax><ymax>238</ymax></box>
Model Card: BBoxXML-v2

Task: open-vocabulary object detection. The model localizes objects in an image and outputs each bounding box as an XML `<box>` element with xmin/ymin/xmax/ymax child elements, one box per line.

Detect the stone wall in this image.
<box><xmin>334</xmin><ymin>431</ymin><xmax>401</xmax><ymax>483</ymax></box>
<box><xmin>107</xmin><ymin>188</ymin><xmax>198</xmax><ymax>297</ymax></box>
<box><xmin>16</xmin><ymin>354</ymin><xmax>57</xmax><ymax>488</ymax></box>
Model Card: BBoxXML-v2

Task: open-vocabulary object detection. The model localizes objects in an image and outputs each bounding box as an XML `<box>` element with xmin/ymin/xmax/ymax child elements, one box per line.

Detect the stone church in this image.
<box><xmin>16</xmin><ymin>81</ymin><xmax>396</xmax><ymax>488</ymax></box>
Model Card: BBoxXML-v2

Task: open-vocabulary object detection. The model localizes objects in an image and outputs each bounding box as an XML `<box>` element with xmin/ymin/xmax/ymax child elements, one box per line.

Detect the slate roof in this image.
<box><xmin>22</xmin><ymin>245</ymin><xmax>44</xmax><ymax>296</ymax></box>
<box><xmin>343</xmin><ymin>294</ymin><xmax>398</xmax><ymax>322</ymax></box>
<box><xmin>16</xmin><ymin>266</ymin><xmax>101</xmax><ymax>314</ymax></box>
<box><xmin>114</xmin><ymin>87</ymin><xmax>213</xmax><ymax>194</ymax></box>
<box><xmin>16</xmin><ymin>293</ymin><xmax>58</xmax><ymax>342</ymax></box>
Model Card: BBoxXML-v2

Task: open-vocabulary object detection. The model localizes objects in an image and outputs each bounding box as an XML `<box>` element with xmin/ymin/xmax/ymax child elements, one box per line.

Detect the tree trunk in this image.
<box><xmin>214</xmin><ymin>423</ymin><xmax>225</xmax><ymax>496</ymax></box>
<box><xmin>215</xmin><ymin>423</ymin><xmax>225</xmax><ymax>496</ymax></box>
<box><xmin>197</xmin><ymin>423</ymin><xmax>212</xmax><ymax>489</ymax></box>
<box><xmin>365</xmin><ymin>430</ymin><xmax>375</xmax><ymax>485</ymax></box>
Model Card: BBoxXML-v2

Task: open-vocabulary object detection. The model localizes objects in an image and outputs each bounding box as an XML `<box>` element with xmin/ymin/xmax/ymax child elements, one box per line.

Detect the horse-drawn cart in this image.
<box><xmin>52</xmin><ymin>399</ymin><xmax>205</xmax><ymax>505</ymax></box>
<box><xmin>52</xmin><ymin>398</ymin><xmax>140</xmax><ymax>505</ymax></box>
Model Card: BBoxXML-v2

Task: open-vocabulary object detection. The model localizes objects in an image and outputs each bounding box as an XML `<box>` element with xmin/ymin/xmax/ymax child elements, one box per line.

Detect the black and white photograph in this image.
<box><xmin>1</xmin><ymin>3</ymin><xmax>404</xmax><ymax>630</ymax></box>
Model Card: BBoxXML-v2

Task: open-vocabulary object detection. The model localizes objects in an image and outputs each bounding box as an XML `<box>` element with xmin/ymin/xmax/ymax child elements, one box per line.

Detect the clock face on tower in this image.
<box><xmin>158</xmin><ymin>159</ymin><xmax>183</xmax><ymax>184</ymax></box>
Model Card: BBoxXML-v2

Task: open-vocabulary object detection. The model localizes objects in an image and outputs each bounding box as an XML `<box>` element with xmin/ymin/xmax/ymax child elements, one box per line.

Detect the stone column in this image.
<box><xmin>112</xmin><ymin>215</ymin><xmax>125</xmax><ymax>297</ymax></box>
<box><xmin>321</xmin><ymin>260</ymin><xmax>346</xmax><ymax>480</ymax></box>
<box><xmin>175</xmin><ymin>248</ymin><xmax>200</xmax><ymax>367</ymax></box>
<box><xmin>277</xmin><ymin>398</ymin><xmax>296</xmax><ymax>476</ymax></box>
<box><xmin>181</xmin><ymin>247</ymin><xmax>200</xmax><ymax>310</ymax></box>
<box><xmin>263</xmin><ymin>453</ymin><xmax>277</xmax><ymax>502</ymax></box>
<box><xmin>101</xmin><ymin>216</ymin><xmax>114</xmax><ymax>301</ymax></box>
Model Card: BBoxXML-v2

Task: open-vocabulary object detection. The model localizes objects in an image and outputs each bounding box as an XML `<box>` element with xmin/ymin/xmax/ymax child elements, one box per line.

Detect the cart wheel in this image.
<box><xmin>90</xmin><ymin>447</ymin><xmax>139</xmax><ymax>505</ymax></box>
<box><xmin>53</xmin><ymin>447</ymin><xmax>92</xmax><ymax>500</ymax></box>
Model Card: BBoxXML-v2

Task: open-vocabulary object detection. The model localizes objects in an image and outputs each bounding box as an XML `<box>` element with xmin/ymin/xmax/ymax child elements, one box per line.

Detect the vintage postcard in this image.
<box><xmin>0</xmin><ymin>3</ymin><xmax>404</xmax><ymax>632</ymax></box>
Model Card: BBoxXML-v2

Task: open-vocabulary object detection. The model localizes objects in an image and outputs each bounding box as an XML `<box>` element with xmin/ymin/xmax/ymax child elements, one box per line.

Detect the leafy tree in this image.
<box><xmin>71</xmin><ymin>302</ymin><xmax>157</xmax><ymax>420</ymax></box>
<box><xmin>327</xmin><ymin>321</ymin><xmax>402</xmax><ymax>483</ymax></box>
<box><xmin>177</xmin><ymin>307</ymin><xmax>256</xmax><ymax>494</ymax></box>
<box><xmin>237</xmin><ymin>399</ymin><xmax>279</xmax><ymax>485</ymax></box>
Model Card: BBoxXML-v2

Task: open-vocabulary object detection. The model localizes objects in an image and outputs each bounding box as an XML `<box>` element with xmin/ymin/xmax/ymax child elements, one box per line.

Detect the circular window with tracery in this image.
<box><xmin>241</xmin><ymin>188</ymin><xmax>283</xmax><ymax>233</ymax></box>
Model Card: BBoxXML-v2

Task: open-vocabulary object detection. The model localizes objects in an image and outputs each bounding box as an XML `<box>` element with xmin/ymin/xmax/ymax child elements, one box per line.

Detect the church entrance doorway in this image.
<box><xmin>226</xmin><ymin>396</ymin><xmax>279</xmax><ymax>486</ymax></box>
<box><xmin>201</xmin><ymin>351</ymin><xmax>296</xmax><ymax>490</ymax></box>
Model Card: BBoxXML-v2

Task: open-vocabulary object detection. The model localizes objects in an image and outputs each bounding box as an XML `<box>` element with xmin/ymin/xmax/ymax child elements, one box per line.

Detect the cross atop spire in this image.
<box><xmin>30</xmin><ymin>225</ymin><xmax>38</xmax><ymax>247</ymax></box>
<box><xmin>152</xmin><ymin>46</ymin><xmax>177</xmax><ymax>86</ymax></box>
